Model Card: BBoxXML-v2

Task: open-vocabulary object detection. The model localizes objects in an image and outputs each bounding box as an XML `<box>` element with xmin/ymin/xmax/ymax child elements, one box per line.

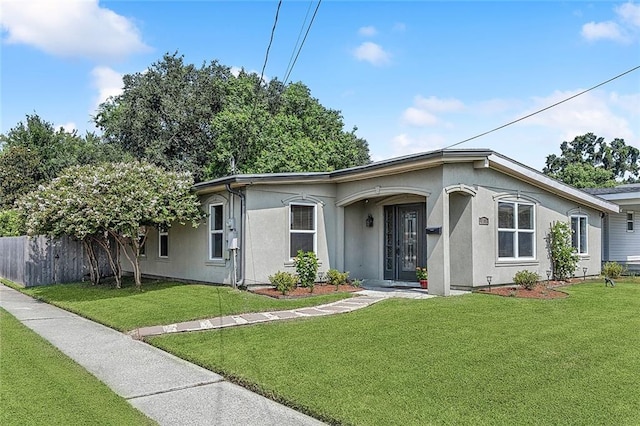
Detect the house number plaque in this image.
<box><xmin>479</xmin><ymin>217</ymin><xmax>489</xmax><ymax>225</ymax></box>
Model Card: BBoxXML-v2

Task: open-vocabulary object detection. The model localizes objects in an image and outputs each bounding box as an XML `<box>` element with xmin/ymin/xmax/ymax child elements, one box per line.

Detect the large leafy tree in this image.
<box><xmin>94</xmin><ymin>52</ymin><xmax>370</xmax><ymax>181</ymax></box>
<box><xmin>17</xmin><ymin>161</ymin><xmax>204</xmax><ymax>289</ymax></box>
<box><xmin>543</xmin><ymin>133</ymin><xmax>638</xmax><ymax>188</ymax></box>
<box><xmin>0</xmin><ymin>114</ymin><xmax>130</xmax><ymax>208</ymax></box>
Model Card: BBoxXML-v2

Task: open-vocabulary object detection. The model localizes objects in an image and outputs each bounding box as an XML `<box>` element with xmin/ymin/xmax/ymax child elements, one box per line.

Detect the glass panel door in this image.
<box><xmin>383</xmin><ymin>203</ymin><xmax>426</xmax><ymax>281</ymax></box>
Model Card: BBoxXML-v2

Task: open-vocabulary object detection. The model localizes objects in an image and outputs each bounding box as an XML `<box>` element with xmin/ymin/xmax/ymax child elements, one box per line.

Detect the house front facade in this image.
<box><xmin>128</xmin><ymin>149</ymin><xmax>619</xmax><ymax>295</ymax></box>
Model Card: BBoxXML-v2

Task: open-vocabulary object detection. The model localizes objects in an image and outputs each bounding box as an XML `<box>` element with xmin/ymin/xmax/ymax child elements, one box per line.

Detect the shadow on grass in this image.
<box><xmin>23</xmin><ymin>277</ymin><xmax>190</xmax><ymax>303</ymax></box>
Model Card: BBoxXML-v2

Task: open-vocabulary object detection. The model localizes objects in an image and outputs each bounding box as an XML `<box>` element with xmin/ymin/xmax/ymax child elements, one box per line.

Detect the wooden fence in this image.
<box><xmin>0</xmin><ymin>236</ymin><xmax>111</xmax><ymax>287</ymax></box>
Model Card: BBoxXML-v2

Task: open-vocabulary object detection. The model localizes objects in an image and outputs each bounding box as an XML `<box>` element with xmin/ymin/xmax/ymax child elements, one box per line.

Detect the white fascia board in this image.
<box><xmin>488</xmin><ymin>154</ymin><xmax>620</xmax><ymax>214</ymax></box>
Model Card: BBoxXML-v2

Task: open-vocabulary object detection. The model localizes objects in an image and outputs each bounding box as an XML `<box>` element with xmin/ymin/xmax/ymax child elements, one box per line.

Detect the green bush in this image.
<box><xmin>269</xmin><ymin>271</ymin><xmax>298</xmax><ymax>295</ymax></box>
<box><xmin>549</xmin><ymin>221</ymin><xmax>579</xmax><ymax>281</ymax></box>
<box><xmin>351</xmin><ymin>279</ymin><xmax>362</xmax><ymax>288</ymax></box>
<box><xmin>0</xmin><ymin>209</ymin><xmax>25</xmax><ymax>237</ymax></box>
<box><xmin>513</xmin><ymin>270</ymin><xmax>539</xmax><ymax>290</ymax></box>
<box><xmin>294</xmin><ymin>250</ymin><xmax>319</xmax><ymax>292</ymax></box>
<box><xmin>326</xmin><ymin>269</ymin><xmax>350</xmax><ymax>289</ymax></box>
<box><xmin>602</xmin><ymin>261</ymin><xmax>625</xmax><ymax>279</ymax></box>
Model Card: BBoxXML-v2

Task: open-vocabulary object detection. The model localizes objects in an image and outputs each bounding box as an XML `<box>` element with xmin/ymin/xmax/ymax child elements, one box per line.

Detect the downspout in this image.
<box><xmin>226</xmin><ymin>184</ymin><xmax>245</xmax><ymax>287</ymax></box>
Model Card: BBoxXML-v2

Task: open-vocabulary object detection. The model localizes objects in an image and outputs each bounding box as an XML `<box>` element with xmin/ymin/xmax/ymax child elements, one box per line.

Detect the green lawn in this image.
<box><xmin>18</xmin><ymin>279</ymin><xmax>353</xmax><ymax>331</ymax></box>
<box><xmin>0</xmin><ymin>309</ymin><xmax>155</xmax><ymax>426</ymax></box>
<box><xmin>149</xmin><ymin>282</ymin><xmax>640</xmax><ymax>425</ymax></box>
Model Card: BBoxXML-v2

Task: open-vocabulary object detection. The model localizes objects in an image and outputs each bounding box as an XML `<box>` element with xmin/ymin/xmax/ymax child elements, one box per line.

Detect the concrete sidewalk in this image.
<box><xmin>0</xmin><ymin>285</ymin><xmax>324</xmax><ymax>426</ymax></box>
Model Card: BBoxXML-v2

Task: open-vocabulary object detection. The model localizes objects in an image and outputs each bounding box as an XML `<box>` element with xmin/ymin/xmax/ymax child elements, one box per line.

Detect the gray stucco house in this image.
<box><xmin>585</xmin><ymin>184</ymin><xmax>640</xmax><ymax>271</ymax></box>
<box><xmin>127</xmin><ymin>149</ymin><xmax>619</xmax><ymax>296</ymax></box>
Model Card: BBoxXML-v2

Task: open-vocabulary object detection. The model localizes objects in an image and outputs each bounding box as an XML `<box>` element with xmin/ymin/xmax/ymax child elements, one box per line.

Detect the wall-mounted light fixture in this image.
<box><xmin>366</xmin><ymin>214</ymin><xmax>374</xmax><ymax>228</ymax></box>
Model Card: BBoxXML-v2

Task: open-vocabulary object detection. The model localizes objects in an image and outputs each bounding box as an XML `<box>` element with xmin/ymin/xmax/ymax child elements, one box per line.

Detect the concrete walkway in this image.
<box><xmin>0</xmin><ymin>285</ymin><xmax>324</xmax><ymax>426</ymax></box>
<box><xmin>130</xmin><ymin>294</ymin><xmax>388</xmax><ymax>339</ymax></box>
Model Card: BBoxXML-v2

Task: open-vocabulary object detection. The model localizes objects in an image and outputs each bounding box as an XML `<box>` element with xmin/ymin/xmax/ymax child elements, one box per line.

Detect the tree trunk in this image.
<box><xmin>82</xmin><ymin>239</ymin><xmax>100</xmax><ymax>285</ymax></box>
<box><xmin>95</xmin><ymin>236</ymin><xmax>121</xmax><ymax>288</ymax></box>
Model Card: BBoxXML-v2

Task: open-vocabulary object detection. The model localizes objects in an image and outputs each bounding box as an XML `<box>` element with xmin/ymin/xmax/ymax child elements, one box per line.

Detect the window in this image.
<box><xmin>290</xmin><ymin>204</ymin><xmax>316</xmax><ymax>257</ymax></box>
<box><xmin>209</xmin><ymin>204</ymin><xmax>224</xmax><ymax>259</ymax></box>
<box><xmin>571</xmin><ymin>215</ymin><xmax>588</xmax><ymax>255</ymax></box>
<box><xmin>498</xmin><ymin>201</ymin><xmax>535</xmax><ymax>259</ymax></box>
<box><xmin>158</xmin><ymin>229</ymin><xmax>168</xmax><ymax>258</ymax></box>
<box><xmin>138</xmin><ymin>227</ymin><xmax>146</xmax><ymax>256</ymax></box>
<box><xmin>627</xmin><ymin>212</ymin><xmax>634</xmax><ymax>232</ymax></box>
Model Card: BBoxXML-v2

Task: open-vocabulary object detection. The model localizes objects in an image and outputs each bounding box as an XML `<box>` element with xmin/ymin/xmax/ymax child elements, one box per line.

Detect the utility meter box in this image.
<box><xmin>227</xmin><ymin>230</ymin><xmax>238</xmax><ymax>250</ymax></box>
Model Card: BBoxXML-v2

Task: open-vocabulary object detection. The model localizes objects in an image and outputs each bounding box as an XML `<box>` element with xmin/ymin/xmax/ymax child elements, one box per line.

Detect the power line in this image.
<box><xmin>444</xmin><ymin>64</ymin><xmax>640</xmax><ymax>150</ymax></box>
<box><xmin>258</xmin><ymin>0</ymin><xmax>282</xmax><ymax>87</ymax></box>
<box><xmin>283</xmin><ymin>1</ymin><xmax>314</xmax><ymax>84</ymax></box>
<box><xmin>282</xmin><ymin>0</ymin><xmax>322</xmax><ymax>84</ymax></box>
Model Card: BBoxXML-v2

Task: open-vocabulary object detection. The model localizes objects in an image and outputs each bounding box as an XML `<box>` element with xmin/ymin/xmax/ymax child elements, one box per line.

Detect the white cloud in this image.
<box><xmin>518</xmin><ymin>89</ymin><xmax>635</xmax><ymax>143</ymax></box>
<box><xmin>401</xmin><ymin>95</ymin><xmax>465</xmax><ymax>127</ymax></box>
<box><xmin>353</xmin><ymin>42</ymin><xmax>391</xmax><ymax>66</ymax></box>
<box><xmin>581</xmin><ymin>21</ymin><xmax>624</xmax><ymax>42</ymax></box>
<box><xmin>91</xmin><ymin>66</ymin><xmax>123</xmax><ymax>110</ymax></box>
<box><xmin>415</xmin><ymin>95</ymin><xmax>465</xmax><ymax>113</ymax></box>
<box><xmin>0</xmin><ymin>0</ymin><xmax>149</xmax><ymax>60</ymax></box>
<box><xmin>389</xmin><ymin>133</ymin><xmax>446</xmax><ymax>157</ymax></box>
<box><xmin>617</xmin><ymin>2</ymin><xmax>640</xmax><ymax>27</ymax></box>
<box><xmin>358</xmin><ymin>26</ymin><xmax>377</xmax><ymax>37</ymax></box>
<box><xmin>581</xmin><ymin>2</ymin><xmax>640</xmax><ymax>43</ymax></box>
<box><xmin>402</xmin><ymin>107</ymin><xmax>439</xmax><ymax>126</ymax></box>
<box><xmin>57</xmin><ymin>122</ymin><xmax>77</xmax><ymax>133</ymax></box>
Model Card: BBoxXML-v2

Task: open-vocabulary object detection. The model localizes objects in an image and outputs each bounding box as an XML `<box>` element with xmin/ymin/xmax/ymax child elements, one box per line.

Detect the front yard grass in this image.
<box><xmin>0</xmin><ymin>309</ymin><xmax>154</xmax><ymax>425</ymax></box>
<box><xmin>18</xmin><ymin>279</ymin><xmax>353</xmax><ymax>331</ymax></box>
<box><xmin>149</xmin><ymin>282</ymin><xmax>640</xmax><ymax>425</ymax></box>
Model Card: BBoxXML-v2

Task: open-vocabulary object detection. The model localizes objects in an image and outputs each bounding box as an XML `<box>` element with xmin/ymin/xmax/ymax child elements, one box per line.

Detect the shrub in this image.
<box><xmin>351</xmin><ymin>279</ymin><xmax>363</xmax><ymax>288</ymax></box>
<box><xmin>549</xmin><ymin>221</ymin><xmax>579</xmax><ymax>281</ymax></box>
<box><xmin>602</xmin><ymin>261</ymin><xmax>625</xmax><ymax>279</ymax></box>
<box><xmin>294</xmin><ymin>250</ymin><xmax>319</xmax><ymax>292</ymax></box>
<box><xmin>269</xmin><ymin>271</ymin><xmax>298</xmax><ymax>295</ymax></box>
<box><xmin>326</xmin><ymin>269</ymin><xmax>350</xmax><ymax>289</ymax></box>
<box><xmin>513</xmin><ymin>270</ymin><xmax>539</xmax><ymax>290</ymax></box>
<box><xmin>0</xmin><ymin>209</ymin><xmax>24</xmax><ymax>237</ymax></box>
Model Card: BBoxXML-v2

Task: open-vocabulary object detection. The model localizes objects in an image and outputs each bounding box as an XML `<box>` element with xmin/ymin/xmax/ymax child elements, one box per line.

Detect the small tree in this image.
<box><xmin>293</xmin><ymin>250</ymin><xmax>319</xmax><ymax>292</ymax></box>
<box><xmin>548</xmin><ymin>221</ymin><xmax>579</xmax><ymax>281</ymax></box>
<box><xmin>18</xmin><ymin>161</ymin><xmax>204</xmax><ymax>289</ymax></box>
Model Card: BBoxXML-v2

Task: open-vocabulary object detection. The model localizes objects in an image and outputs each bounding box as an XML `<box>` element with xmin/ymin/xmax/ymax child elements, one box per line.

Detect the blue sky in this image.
<box><xmin>1</xmin><ymin>1</ymin><xmax>639</xmax><ymax>171</ymax></box>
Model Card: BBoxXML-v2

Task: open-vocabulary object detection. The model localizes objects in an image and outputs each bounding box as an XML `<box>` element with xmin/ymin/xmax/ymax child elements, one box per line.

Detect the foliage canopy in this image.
<box><xmin>543</xmin><ymin>133</ymin><xmax>638</xmax><ymax>188</ymax></box>
<box><xmin>94</xmin><ymin>52</ymin><xmax>370</xmax><ymax>181</ymax></box>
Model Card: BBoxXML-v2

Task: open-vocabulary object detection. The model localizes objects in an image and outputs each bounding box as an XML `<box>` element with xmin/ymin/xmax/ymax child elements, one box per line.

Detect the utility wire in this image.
<box><xmin>283</xmin><ymin>1</ymin><xmax>314</xmax><ymax>84</ymax></box>
<box><xmin>258</xmin><ymin>0</ymin><xmax>282</xmax><ymax>87</ymax></box>
<box><xmin>444</xmin><ymin>64</ymin><xmax>640</xmax><ymax>150</ymax></box>
<box><xmin>283</xmin><ymin>0</ymin><xmax>322</xmax><ymax>84</ymax></box>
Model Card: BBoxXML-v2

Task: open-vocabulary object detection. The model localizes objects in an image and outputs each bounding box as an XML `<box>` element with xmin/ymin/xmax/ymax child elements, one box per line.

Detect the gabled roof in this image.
<box><xmin>193</xmin><ymin>148</ymin><xmax>620</xmax><ymax>214</ymax></box>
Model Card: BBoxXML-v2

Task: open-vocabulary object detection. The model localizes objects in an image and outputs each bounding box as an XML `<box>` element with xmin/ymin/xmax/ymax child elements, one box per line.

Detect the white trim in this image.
<box><xmin>497</xmin><ymin>200</ymin><xmax>536</xmax><ymax>260</ymax></box>
<box><xmin>289</xmin><ymin>202</ymin><xmax>317</xmax><ymax>259</ymax></box>
<box><xmin>570</xmin><ymin>214</ymin><xmax>589</xmax><ymax>255</ymax></box>
<box><xmin>488</xmin><ymin>154</ymin><xmax>620</xmax><ymax>214</ymax></box>
<box><xmin>627</xmin><ymin>211</ymin><xmax>634</xmax><ymax>233</ymax></box>
<box><xmin>209</xmin><ymin>203</ymin><xmax>225</xmax><ymax>260</ymax></box>
<box><xmin>337</xmin><ymin>186</ymin><xmax>430</xmax><ymax>207</ymax></box>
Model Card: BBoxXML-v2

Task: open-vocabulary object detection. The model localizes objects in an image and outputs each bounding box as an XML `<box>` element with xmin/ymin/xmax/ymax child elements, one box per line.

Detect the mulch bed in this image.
<box><xmin>251</xmin><ymin>283</ymin><xmax>363</xmax><ymax>299</ymax></box>
<box><xmin>477</xmin><ymin>282</ymin><xmax>569</xmax><ymax>299</ymax></box>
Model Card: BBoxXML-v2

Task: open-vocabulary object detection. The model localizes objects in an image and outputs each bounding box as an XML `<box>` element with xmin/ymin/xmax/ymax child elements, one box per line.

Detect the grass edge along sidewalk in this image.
<box><xmin>9</xmin><ymin>278</ymin><xmax>354</xmax><ymax>331</ymax></box>
<box><xmin>0</xmin><ymin>308</ymin><xmax>155</xmax><ymax>426</ymax></box>
<box><xmin>148</xmin><ymin>282</ymin><xmax>640</xmax><ymax>425</ymax></box>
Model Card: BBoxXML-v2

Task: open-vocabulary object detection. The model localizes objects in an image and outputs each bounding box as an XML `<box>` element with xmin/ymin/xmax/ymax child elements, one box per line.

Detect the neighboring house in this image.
<box><xmin>125</xmin><ymin>149</ymin><xmax>619</xmax><ymax>296</ymax></box>
<box><xmin>584</xmin><ymin>184</ymin><xmax>640</xmax><ymax>271</ymax></box>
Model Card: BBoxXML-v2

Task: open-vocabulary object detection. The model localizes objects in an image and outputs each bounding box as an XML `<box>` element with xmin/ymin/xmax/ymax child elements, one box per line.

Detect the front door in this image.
<box><xmin>384</xmin><ymin>203</ymin><xmax>426</xmax><ymax>281</ymax></box>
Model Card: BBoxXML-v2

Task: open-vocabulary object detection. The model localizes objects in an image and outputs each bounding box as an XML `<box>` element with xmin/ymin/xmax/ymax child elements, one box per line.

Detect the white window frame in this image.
<box><xmin>570</xmin><ymin>215</ymin><xmax>588</xmax><ymax>255</ymax></box>
<box><xmin>209</xmin><ymin>203</ymin><xmax>224</xmax><ymax>260</ymax></box>
<box><xmin>158</xmin><ymin>229</ymin><xmax>169</xmax><ymax>258</ymax></box>
<box><xmin>497</xmin><ymin>201</ymin><xmax>536</xmax><ymax>260</ymax></box>
<box><xmin>289</xmin><ymin>203</ymin><xmax>317</xmax><ymax>259</ymax></box>
<box><xmin>627</xmin><ymin>211</ymin><xmax>634</xmax><ymax>232</ymax></box>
